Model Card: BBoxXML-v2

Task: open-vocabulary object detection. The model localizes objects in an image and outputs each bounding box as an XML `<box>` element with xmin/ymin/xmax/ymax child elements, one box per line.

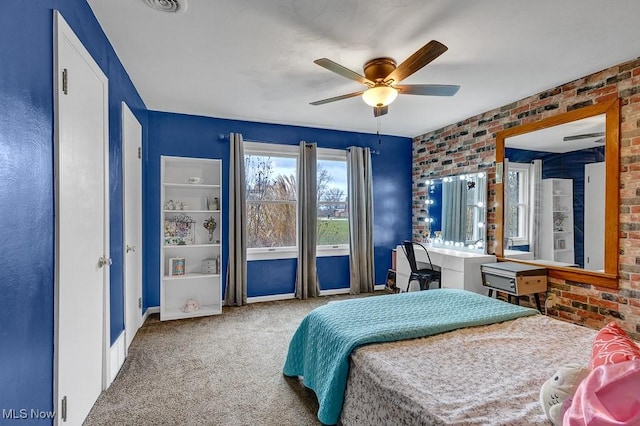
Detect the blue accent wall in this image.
<box><xmin>425</xmin><ymin>180</ymin><xmax>443</xmax><ymax>237</ymax></box>
<box><xmin>506</xmin><ymin>146</ymin><xmax>605</xmax><ymax>268</ymax></box>
<box><xmin>0</xmin><ymin>0</ymin><xmax>146</xmax><ymax>417</ymax></box>
<box><xmin>145</xmin><ymin>110</ymin><xmax>412</xmax><ymax>304</ymax></box>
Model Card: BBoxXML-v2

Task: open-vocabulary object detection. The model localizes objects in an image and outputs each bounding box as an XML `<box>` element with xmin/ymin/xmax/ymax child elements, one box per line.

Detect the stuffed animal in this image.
<box><xmin>539</xmin><ymin>363</ymin><xmax>591</xmax><ymax>425</ymax></box>
<box><xmin>182</xmin><ymin>298</ymin><xmax>200</xmax><ymax>313</ymax></box>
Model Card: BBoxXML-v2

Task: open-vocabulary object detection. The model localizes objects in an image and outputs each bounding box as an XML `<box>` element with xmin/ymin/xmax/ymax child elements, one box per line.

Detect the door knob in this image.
<box><xmin>126</xmin><ymin>245</ymin><xmax>136</xmax><ymax>253</ymax></box>
<box><xmin>98</xmin><ymin>256</ymin><xmax>112</xmax><ymax>268</ymax></box>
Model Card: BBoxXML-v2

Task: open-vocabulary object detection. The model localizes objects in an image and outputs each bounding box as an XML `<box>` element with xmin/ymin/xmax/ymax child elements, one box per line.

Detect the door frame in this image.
<box><xmin>53</xmin><ymin>10</ymin><xmax>111</xmax><ymax>422</ymax></box>
<box><xmin>122</xmin><ymin>101</ymin><xmax>143</xmax><ymax>352</ymax></box>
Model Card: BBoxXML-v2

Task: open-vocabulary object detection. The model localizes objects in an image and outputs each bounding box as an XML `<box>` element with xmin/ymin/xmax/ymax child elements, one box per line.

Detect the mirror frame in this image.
<box><xmin>495</xmin><ymin>98</ymin><xmax>620</xmax><ymax>289</ymax></box>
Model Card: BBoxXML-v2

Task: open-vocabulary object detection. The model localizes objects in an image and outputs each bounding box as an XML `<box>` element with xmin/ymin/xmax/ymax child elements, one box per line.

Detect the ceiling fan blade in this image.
<box><xmin>373</xmin><ymin>105</ymin><xmax>388</xmax><ymax>117</ymax></box>
<box><xmin>310</xmin><ymin>90</ymin><xmax>364</xmax><ymax>106</ymax></box>
<box><xmin>385</xmin><ymin>40</ymin><xmax>448</xmax><ymax>84</ymax></box>
<box><xmin>396</xmin><ymin>84</ymin><xmax>460</xmax><ymax>96</ymax></box>
<box><xmin>314</xmin><ymin>58</ymin><xmax>374</xmax><ymax>86</ymax></box>
<box><xmin>563</xmin><ymin>132</ymin><xmax>605</xmax><ymax>141</ymax></box>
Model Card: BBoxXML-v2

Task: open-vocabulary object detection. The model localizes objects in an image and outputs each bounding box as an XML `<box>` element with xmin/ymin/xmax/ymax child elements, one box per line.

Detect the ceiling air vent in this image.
<box><xmin>143</xmin><ymin>0</ymin><xmax>187</xmax><ymax>13</ymax></box>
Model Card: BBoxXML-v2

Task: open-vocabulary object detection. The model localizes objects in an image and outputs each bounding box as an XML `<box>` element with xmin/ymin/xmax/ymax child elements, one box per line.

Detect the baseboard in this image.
<box><xmin>143</xmin><ymin>306</ymin><xmax>160</xmax><ymax>324</ymax></box>
<box><xmin>247</xmin><ymin>293</ymin><xmax>295</xmax><ymax>303</ymax></box>
<box><xmin>321</xmin><ymin>285</ymin><xmax>386</xmax><ymax>295</ymax></box>
<box><xmin>320</xmin><ymin>288</ymin><xmax>350</xmax><ymax>296</ymax></box>
<box><xmin>108</xmin><ymin>331</ymin><xmax>126</xmax><ymax>386</ymax></box>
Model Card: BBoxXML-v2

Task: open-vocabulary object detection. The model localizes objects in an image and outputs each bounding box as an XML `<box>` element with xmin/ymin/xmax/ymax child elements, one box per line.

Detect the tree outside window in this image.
<box><xmin>244</xmin><ymin>145</ymin><xmax>349</xmax><ymax>255</ymax></box>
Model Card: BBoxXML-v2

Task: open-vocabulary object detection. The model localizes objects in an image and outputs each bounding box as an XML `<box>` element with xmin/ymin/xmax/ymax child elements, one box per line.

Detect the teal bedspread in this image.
<box><xmin>282</xmin><ymin>289</ymin><xmax>538</xmax><ymax>425</ymax></box>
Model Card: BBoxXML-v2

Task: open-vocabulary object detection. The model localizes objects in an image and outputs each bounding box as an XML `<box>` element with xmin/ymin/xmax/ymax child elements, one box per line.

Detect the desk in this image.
<box><xmin>395</xmin><ymin>245</ymin><xmax>496</xmax><ymax>294</ymax></box>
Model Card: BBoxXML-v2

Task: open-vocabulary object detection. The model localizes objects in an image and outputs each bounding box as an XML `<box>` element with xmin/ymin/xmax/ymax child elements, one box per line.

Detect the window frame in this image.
<box><xmin>506</xmin><ymin>162</ymin><xmax>530</xmax><ymax>247</ymax></box>
<box><xmin>243</xmin><ymin>142</ymin><xmax>349</xmax><ymax>261</ymax></box>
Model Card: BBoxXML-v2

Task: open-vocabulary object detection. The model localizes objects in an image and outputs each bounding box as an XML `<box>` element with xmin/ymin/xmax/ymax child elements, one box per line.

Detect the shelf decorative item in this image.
<box><xmin>182</xmin><ymin>298</ymin><xmax>200</xmax><ymax>313</ymax></box>
<box><xmin>553</xmin><ymin>212</ymin><xmax>568</xmax><ymax>232</ymax></box>
<box><xmin>207</xmin><ymin>196</ymin><xmax>220</xmax><ymax>211</ymax></box>
<box><xmin>169</xmin><ymin>257</ymin><xmax>186</xmax><ymax>276</ymax></box>
<box><xmin>203</xmin><ymin>216</ymin><xmax>217</xmax><ymax>242</ymax></box>
<box><xmin>164</xmin><ymin>213</ymin><xmax>196</xmax><ymax>245</ymax></box>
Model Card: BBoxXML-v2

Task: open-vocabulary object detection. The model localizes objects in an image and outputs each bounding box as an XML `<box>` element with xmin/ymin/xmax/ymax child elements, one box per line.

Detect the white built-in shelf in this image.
<box><xmin>163</xmin><ymin>243</ymin><xmax>221</xmax><ymax>249</ymax></box>
<box><xmin>161</xmin><ymin>304</ymin><xmax>222</xmax><ymax>321</ymax></box>
<box><xmin>160</xmin><ymin>155</ymin><xmax>223</xmax><ymax>321</ymax></box>
<box><xmin>541</xmin><ymin>178</ymin><xmax>575</xmax><ymax>265</ymax></box>
<box><xmin>163</xmin><ymin>183</ymin><xmax>221</xmax><ymax>189</ymax></box>
<box><xmin>163</xmin><ymin>273</ymin><xmax>221</xmax><ymax>281</ymax></box>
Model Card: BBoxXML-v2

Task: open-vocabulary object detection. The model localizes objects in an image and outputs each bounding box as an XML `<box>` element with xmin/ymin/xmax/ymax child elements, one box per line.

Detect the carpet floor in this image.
<box><xmin>84</xmin><ymin>293</ymin><xmax>378</xmax><ymax>426</ymax></box>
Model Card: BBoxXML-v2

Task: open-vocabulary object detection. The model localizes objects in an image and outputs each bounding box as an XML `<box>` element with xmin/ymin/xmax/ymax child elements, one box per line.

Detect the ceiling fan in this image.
<box><xmin>310</xmin><ymin>40</ymin><xmax>460</xmax><ymax>117</ymax></box>
<box><xmin>563</xmin><ymin>132</ymin><xmax>605</xmax><ymax>144</ymax></box>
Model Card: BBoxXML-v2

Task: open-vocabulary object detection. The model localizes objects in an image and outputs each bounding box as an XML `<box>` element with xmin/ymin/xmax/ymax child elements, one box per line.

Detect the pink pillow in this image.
<box><xmin>563</xmin><ymin>360</ymin><xmax>640</xmax><ymax>425</ymax></box>
<box><xmin>589</xmin><ymin>322</ymin><xmax>640</xmax><ymax>369</ymax></box>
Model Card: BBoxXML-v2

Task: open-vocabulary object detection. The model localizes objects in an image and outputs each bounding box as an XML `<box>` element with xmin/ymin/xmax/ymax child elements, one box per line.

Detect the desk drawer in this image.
<box><xmin>482</xmin><ymin>273</ymin><xmax>547</xmax><ymax>295</ymax></box>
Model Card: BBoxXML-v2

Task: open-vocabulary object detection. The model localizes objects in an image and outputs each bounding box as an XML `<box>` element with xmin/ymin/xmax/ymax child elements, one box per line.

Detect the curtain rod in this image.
<box><xmin>223</xmin><ymin>134</ymin><xmax>380</xmax><ymax>155</ymax></box>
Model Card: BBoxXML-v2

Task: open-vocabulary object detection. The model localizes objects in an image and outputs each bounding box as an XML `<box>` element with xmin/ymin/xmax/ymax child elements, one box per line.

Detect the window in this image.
<box><xmin>317</xmin><ymin>150</ymin><xmax>349</xmax><ymax>255</ymax></box>
<box><xmin>244</xmin><ymin>142</ymin><xmax>349</xmax><ymax>260</ymax></box>
<box><xmin>506</xmin><ymin>163</ymin><xmax>530</xmax><ymax>247</ymax></box>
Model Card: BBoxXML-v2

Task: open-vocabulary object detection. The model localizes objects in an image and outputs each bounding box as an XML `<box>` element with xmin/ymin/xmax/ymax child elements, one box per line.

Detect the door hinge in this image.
<box><xmin>137</xmin><ymin>147</ymin><xmax>141</xmax><ymax>159</ymax></box>
<box><xmin>62</xmin><ymin>69</ymin><xmax>68</xmax><ymax>95</ymax></box>
<box><xmin>138</xmin><ymin>297</ymin><xmax>142</xmax><ymax>309</ymax></box>
<box><xmin>61</xmin><ymin>395</ymin><xmax>68</xmax><ymax>422</ymax></box>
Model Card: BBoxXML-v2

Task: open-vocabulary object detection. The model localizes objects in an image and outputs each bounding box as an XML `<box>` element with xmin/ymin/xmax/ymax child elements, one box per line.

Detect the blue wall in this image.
<box><xmin>506</xmin><ymin>146</ymin><xmax>605</xmax><ymax>267</ymax></box>
<box><xmin>146</xmin><ymin>110</ymin><xmax>413</xmax><ymax>304</ymax></box>
<box><xmin>0</xmin><ymin>0</ymin><xmax>146</xmax><ymax>417</ymax></box>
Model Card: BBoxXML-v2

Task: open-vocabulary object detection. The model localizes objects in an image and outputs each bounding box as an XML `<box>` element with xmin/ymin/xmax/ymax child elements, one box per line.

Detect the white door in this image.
<box><xmin>54</xmin><ymin>11</ymin><xmax>110</xmax><ymax>425</ymax></box>
<box><xmin>122</xmin><ymin>102</ymin><xmax>143</xmax><ymax>350</ymax></box>
<box><xmin>584</xmin><ymin>162</ymin><xmax>605</xmax><ymax>271</ymax></box>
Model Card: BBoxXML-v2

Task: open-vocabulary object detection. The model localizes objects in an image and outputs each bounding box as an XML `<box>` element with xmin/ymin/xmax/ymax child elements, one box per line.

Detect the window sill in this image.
<box><xmin>507</xmin><ymin>238</ymin><xmax>529</xmax><ymax>247</ymax></box>
<box><xmin>247</xmin><ymin>246</ymin><xmax>349</xmax><ymax>261</ymax></box>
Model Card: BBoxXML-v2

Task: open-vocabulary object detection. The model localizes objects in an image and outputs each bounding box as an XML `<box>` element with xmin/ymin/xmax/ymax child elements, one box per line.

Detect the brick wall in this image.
<box><xmin>412</xmin><ymin>56</ymin><xmax>640</xmax><ymax>339</ymax></box>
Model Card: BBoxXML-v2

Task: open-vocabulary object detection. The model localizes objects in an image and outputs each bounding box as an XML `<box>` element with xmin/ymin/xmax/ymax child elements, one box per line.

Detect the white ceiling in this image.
<box><xmin>506</xmin><ymin>114</ymin><xmax>605</xmax><ymax>153</ymax></box>
<box><xmin>87</xmin><ymin>0</ymin><xmax>640</xmax><ymax>138</ymax></box>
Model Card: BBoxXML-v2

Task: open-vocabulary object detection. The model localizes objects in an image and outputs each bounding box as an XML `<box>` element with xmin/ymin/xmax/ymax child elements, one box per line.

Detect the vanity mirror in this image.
<box><xmin>420</xmin><ymin>172</ymin><xmax>487</xmax><ymax>252</ymax></box>
<box><xmin>495</xmin><ymin>98</ymin><xmax>620</xmax><ymax>288</ymax></box>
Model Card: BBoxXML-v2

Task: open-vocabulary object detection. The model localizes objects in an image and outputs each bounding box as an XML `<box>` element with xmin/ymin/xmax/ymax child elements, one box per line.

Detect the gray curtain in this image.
<box><xmin>347</xmin><ymin>147</ymin><xmax>375</xmax><ymax>294</ymax></box>
<box><xmin>529</xmin><ymin>159</ymin><xmax>542</xmax><ymax>258</ymax></box>
<box><xmin>225</xmin><ymin>132</ymin><xmax>247</xmax><ymax>306</ymax></box>
<box><xmin>295</xmin><ymin>142</ymin><xmax>320</xmax><ymax>299</ymax></box>
<box><xmin>441</xmin><ymin>179</ymin><xmax>466</xmax><ymax>243</ymax></box>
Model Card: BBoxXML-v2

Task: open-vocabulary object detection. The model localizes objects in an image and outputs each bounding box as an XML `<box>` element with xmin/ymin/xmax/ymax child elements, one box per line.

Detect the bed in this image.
<box><xmin>283</xmin><ymin>289</ymin><xmax>597</xmax><ymax>425</ymax></box>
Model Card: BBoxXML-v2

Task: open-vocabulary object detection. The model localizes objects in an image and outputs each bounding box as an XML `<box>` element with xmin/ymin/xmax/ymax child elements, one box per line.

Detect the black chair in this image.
<box><xmin>402</xmin><ymin>241</ymin><xmax>442</xmax><ymax>292</ymax></box>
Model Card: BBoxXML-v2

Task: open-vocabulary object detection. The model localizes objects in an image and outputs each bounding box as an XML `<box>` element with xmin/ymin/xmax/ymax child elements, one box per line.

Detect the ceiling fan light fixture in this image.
<box><xmin>362</xmin><ymin>85</ymin><xmax>398</xmax><ymax>107</ymax></box>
